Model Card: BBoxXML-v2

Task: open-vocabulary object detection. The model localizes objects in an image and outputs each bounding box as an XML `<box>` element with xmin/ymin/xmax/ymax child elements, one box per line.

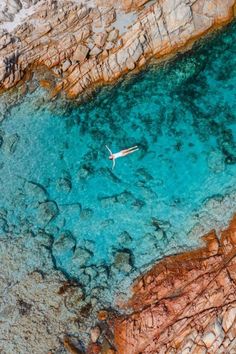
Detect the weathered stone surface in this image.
<box><xmin>0</xmin><ymin>0</ymin><xmax>235</xmax><ymax>98</ymax></box>
<box><xmin>0</xmin><ymin>234</ymin><xmax>82</xmax><ymax>354</ymax></box>
<box><xmin>72</xmin><ymin>44</ymin><xmax>89</xmax><ymax>62</ymax></box>
<box><xmin>112</xmin><ymin>215</ymin><xmax>236</xmax><ymax>354</ymax></box>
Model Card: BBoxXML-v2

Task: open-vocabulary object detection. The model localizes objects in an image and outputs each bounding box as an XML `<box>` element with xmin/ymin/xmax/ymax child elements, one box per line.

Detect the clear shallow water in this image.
<box><xmin>0</xmin><ymin>21</ymin><xmax>236</xmax><ymax>303</ymax></box>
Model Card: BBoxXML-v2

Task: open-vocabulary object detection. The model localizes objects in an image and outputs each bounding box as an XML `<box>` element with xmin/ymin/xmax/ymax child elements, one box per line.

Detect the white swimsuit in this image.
<box><xmin>113</xmin><ymin>151</ymin><xmax>123</xmax><ymax>159</ymax></box>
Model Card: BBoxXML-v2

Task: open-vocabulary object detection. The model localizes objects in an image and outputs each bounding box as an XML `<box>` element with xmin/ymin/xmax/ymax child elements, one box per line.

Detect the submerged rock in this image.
<box><xmin>53</xmin><ymin>230</ymin><xmax>76</xmax><ymax>254</ymax></box>
<box><xmin>24</xmin><ymin>180</ymin><xmax>48</xmax><ymax>202</ymax></box>
<box><xmin>117</xmin><ymin>231</ymin><xmax>132</xmax><ymax>245</ymax></box>
<box><xmin>57</xmin><ymin>176</ymin><xmax>72</xmax><ymax>193</ymax></box>
<box><xmin>113</xmin><ymin>250</ymin><xmax>133</xmax><ymax>273</ymax></box>
<box><xmin>3</xmin><ymin>133</ymin><xmax>20</xmax><ymax>154</ymax></box>
<box><xmin>35</xmin><ymin>230</ymin><xmax>53</xmax><ymax>248</ymax></box>
<box><xmin>77</xmin><ymin>164</ymin><xmax>94</xmax><ymax>180</ymax></box>
<box><xmin>72</xmin><ymin>247</ymin><xmax>93</xmax><ymax>267</ymax></box>
<box><xmin>80</xmin><ymin>208</ymin><xmax>93</xmax><ymax>220</ymax></box>
<box><xmin>38</xmin><ymin>200</ymin><xmax>59</xmax><ymax>224</ymax></box>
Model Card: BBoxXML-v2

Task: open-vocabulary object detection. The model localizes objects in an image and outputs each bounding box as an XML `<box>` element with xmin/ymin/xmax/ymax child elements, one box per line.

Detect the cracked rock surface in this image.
<box><xmin>112</xmin><ymin>215</ymin><xmax>236</xmax><ymax>354</ymax></box>
<box><xmin>0</xmin><ymin>0</ymin><xmax>235</xmax><ymax>97</ymax></box>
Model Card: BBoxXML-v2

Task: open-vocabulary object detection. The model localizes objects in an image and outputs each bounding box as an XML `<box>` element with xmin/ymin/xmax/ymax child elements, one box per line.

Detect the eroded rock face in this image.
<box><xmin>112</xmin><ymin>215</ymin><xmax>236</xmax><ymax>353</ymax></box>
<box><xmin>0</xmin><ymin>0</ymin><xmax>235</xmax><ymax>98</ymax></box>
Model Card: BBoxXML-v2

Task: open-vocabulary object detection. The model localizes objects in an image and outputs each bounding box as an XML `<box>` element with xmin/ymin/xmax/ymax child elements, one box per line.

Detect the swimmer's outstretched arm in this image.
<box><xmin>105</xmin><ymin>145</ymin><xmax>113</xmax><ymax>155</ymax></box>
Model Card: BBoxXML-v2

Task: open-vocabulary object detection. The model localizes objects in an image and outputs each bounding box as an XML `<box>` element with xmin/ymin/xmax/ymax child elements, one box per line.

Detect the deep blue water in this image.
<box><xmin>0</xmin><ymin>21</ymin><xmax>236</xmax><ymax>302</ymax></box>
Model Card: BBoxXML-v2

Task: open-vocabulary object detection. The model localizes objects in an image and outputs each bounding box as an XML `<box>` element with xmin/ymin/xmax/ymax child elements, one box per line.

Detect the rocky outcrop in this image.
<box><xmin>0</xmin><ymin>0</ymin><xmax>235</xmax><ymax>98</ymax></box>
<box><xmin>112</xmin><ymin>215</ymin><xmax>236</xmax><ymax>353</ymax></box>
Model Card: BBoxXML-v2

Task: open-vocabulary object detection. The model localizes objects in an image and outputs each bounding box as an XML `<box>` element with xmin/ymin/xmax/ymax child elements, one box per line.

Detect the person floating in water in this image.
<box><xmin>106</xmin><ymin>145</ymin><xmax>139</xmax><ymax>169</ymax></box>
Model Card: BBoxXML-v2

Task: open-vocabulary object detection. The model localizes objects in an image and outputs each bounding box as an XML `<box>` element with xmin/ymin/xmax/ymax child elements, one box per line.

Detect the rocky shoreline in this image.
<box><xmin>0</xmin><ymin>1</ymin><xmax>236</xmax><ymax>354</ymax></box>
<box><xmin>1</xmin><ymin>214</ymin><xmax>235</xmax><ymax>353</ymax></box>
<box><xmin>0</xmin><ymin>0</ymin><xmax>236</xmax><ymax>98</ymax></box>
<box><xmin>110</xmin><ymin>216</ymin><xmax>236</xmax><ymax>354</ymax></box>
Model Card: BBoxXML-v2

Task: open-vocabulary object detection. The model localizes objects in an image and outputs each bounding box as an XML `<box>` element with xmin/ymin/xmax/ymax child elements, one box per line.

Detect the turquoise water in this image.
<box><xmin>0</xmin><ymin>21</ymin><xmax>236</xmax><ymax>303</ymax></box>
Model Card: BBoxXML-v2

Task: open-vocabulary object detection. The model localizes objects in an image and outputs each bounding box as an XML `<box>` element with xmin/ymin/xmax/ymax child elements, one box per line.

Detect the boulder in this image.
<box><xmin>117</xmin><ymin>231</ymin><xmax>132</xmax><ymax>245</ymax></box>
<box><xmin>107</xmin><ymin>29</ymin><xmax>119</xmax><ymax>42</ymax></box>
<box><xmin>36</xmin><ymin>231</ymin><xmax>53</xmax><ymax>248</ymax></box>
<box><xmin>24</xmin><ymin>181</ymin><xmax>48</xmax><ymax>202</ymax></box>
<box><xmin>38</xmin><ymin>200</ymin><xmax>59</xmax><ymax>224</ymax></box>
<box><xmin>72</xmin><ymin>247</ymin><xmax>93</xmax><ymax>266</ymax></box>
<box><xmin>53</xmin><ymin>230</ymin><xmax>76</xmax><ymax>253</ymax></box>
<box><xmin>3</xmin><ymin>133</ymin><xmax>20</xmax><ymax>154</ymax></box>
<box><xmin>113</xmin><ymin>250</ymin><xmax>133</xmax><ymax>273</ymax></box>
<box><xmin>62</xmin><ymin>59</ymin><xmax>71</xmax><ymax>72</ymax></box>
<box><xmin>94</xmin><ymin>32</ymin><xmax>108</xmax><ymax>47</ymax></box>
<box><xmin>89</xmin><ymin>46</ymin><xmax>102</xmax><ymax>57</ymax></box>
<box><xmin>77</xmin><ymin>164</ymin><xmax>93</xmax><ymax>179</ymax></box>
<box><xmin>72</xmin><ymin>44</ymin><xmax>89</xmax><ymax>62</ymax></box>
<box><xmin>126</xmin><ymin>57</ymin><xmax>135</xmax><ymax>70</ymax></box>
<box><xmin>57</xmin><ymin>176</ymin><xmax>72</xmax><ymax>192</ymax></box>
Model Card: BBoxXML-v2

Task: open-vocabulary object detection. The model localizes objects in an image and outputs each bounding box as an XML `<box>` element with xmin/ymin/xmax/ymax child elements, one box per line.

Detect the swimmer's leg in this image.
<box><xmin>122</xmin><ymin>146</ymin><xmax>138</xmax><ymax>153</ymax></box>
<box><xmin>126</xmin><ymin>146</ymin><xmax>138</xmax><ymax>151</ymax></box>
<box><xmin>123</xmin><ymin>148</ymin><xmax>139</xmax><ymax>156</ymax></box>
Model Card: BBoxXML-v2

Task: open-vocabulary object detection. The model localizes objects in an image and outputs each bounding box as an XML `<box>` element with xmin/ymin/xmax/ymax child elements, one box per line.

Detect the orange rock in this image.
<box><xmin>39</xmin><ymin>79</ymin><xmax>51</xmax><ymax>90</ymax></box>
<box><xmin>97</xmin><ymin>310</ymin><xmax>108</xmax><ymax>321</ymax></box>
<box><xmin>112</xmin><ymin>215</ymin><xmax>236</xmax><ymax>354</ymax></box>
<box><xmin>87</xmin><ymin>342</ymin><xmax>102</xmax><ymax>354</ymax></box>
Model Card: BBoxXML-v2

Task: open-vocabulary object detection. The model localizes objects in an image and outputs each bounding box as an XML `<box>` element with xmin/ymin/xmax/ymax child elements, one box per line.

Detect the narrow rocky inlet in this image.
<box><xmin>0</xmin><ymin>1</ymin><xmax>236</xmax><ymax>354</ymax></box>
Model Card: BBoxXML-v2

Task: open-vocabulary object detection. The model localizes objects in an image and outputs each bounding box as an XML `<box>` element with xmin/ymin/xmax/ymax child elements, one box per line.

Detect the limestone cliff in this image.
<box><xmin>0</xmin><ymin>0</ymin><xmax>235</xmax><ymax>98</ymax></box>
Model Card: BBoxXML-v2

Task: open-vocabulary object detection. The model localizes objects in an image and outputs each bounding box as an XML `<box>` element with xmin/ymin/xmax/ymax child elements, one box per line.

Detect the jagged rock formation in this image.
<box><xmin>112</xmin><ymin>215</ymin><xmax>236</xmax><ymax>354</ymax></box>
<box><xmin>0</xmin><ymin>0</ymin><xmax>235</xmax><ymax>98</ymax></box>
